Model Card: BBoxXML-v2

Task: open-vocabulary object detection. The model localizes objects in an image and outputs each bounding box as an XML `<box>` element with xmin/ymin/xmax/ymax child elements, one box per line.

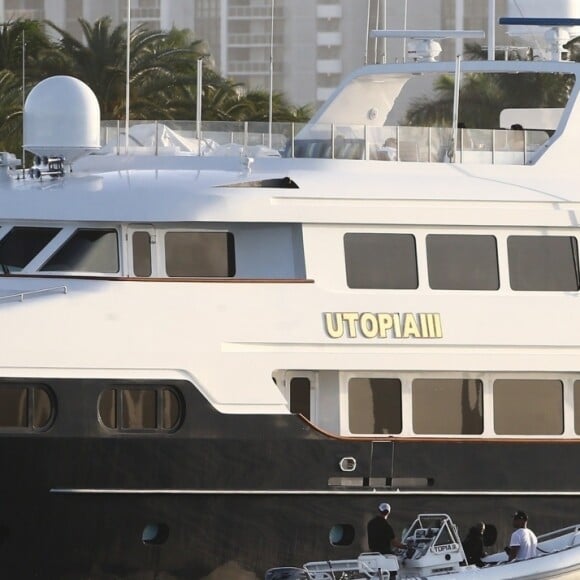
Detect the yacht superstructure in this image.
<box><xmin>1</xmin><ymin>10</ymin><xmax>580</xmax><ymax>580</ymax></box>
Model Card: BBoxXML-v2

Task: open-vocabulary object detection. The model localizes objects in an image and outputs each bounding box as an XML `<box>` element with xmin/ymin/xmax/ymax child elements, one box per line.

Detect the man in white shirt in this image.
<box><xmin>507</xmin><ymin>511</ymin><xmax>537</xmax><ymax>561</ymax></box>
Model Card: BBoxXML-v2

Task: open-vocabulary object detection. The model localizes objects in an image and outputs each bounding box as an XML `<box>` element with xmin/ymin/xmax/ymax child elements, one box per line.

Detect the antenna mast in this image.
<box><xmin>268</xmin><ymin>0</ymin><xmax>274</xmax><ymax>149</ymax></box>
<box><xmin>21</xmin><ymin>28</ymin><xmax>26</xmax><ymax>174</ymax></box>
<box><xmin>125</xmin><ymin>0</ymin><xmax>131</xmax><ymax>154</ymax></box>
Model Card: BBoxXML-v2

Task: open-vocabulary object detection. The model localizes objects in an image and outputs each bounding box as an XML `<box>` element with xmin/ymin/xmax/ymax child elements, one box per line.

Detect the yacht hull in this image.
<box><xmin>0</xmin><ymin>379</ymin><xmax>579</xmax><ymax>579</ymax></box>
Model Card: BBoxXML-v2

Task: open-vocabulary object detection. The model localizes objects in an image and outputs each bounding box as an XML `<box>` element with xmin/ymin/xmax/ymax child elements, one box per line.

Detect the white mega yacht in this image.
<box><xmin>1</xmin><ymin>5</ymin><xmax>580</xmax><ymax>580</ymax></box>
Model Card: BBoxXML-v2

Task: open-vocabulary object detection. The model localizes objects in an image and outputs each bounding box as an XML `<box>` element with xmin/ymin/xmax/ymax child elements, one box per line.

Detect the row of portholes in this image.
<box><xmin>142</xmin><ymin>523</ymin><xmax>356</xmax><ymax>548</ymax></box>
<box><xmin>0</xmin><ymin>384</ymin><xmax>184</xmax><ymax>433</ymax></box>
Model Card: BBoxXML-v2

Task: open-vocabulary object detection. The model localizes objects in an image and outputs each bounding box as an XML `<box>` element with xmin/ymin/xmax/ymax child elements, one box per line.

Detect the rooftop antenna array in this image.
<box><xmin>365</xmin><ymin>0</ymin><xmax>489</xmax><ymax>64</ymax></box>
<box><xmin>369</xmin><ymin>29</ymin><xmax>485</xmax><ymax>62</ymax></box>
<box><xmin>499</xmin><ymin>17</ymin><xmax>580</xmax><ymax>61</ymax></box>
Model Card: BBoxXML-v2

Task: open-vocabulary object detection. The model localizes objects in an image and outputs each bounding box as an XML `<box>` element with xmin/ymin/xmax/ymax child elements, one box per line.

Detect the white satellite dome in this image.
<box><xmin>24</xmin><ymin>75</ymin><xmax>101</xmax><ymax>162</ymax></box>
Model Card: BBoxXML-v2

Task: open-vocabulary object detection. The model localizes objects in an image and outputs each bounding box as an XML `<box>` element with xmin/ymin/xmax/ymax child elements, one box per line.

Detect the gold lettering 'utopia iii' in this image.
<box><xmin>323</xmin><ymin>312</ymin><xmax>443</xmax><ymax>339</ymax></box>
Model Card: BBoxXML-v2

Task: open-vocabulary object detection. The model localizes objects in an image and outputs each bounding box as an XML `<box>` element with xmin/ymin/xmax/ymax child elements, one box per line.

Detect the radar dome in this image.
<box><xmin>24</xmin><ymin>76</ymin><xmax>100</xmax><ymax>162</ymax></box>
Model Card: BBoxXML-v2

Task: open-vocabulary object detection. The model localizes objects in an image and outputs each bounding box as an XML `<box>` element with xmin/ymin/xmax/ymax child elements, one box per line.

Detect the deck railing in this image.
<box><xmin>100</xmin><ymin>120</ymin><xmax>550</xmax><ymax>165</ymax></box>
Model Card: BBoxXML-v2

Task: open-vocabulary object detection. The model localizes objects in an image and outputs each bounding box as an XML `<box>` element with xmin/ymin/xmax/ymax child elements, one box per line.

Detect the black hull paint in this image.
<box><xmin>1</xmin><ymin>379</ymin><xmax>578</xmax><ymax>579</ymax></box>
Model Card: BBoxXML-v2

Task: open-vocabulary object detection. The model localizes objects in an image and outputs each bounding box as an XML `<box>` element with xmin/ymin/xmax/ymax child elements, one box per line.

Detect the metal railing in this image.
<box><xmin>99</xmin><ymin>120</ymin><xmax>550</xmax><ymax>166</ymax></box>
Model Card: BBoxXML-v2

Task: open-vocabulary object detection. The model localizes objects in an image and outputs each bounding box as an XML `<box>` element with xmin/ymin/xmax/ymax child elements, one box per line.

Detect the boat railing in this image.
<box><xmin>537</xmin><ymin>523</ymin><xmax>580</xmax><ymax>551</ymax></box>
<box><xmin>0</xmin><ymin>285</ymin><xmax>68</xmax><ymax>303</ymax></box>
<box><xmin>100</xmin><ymin>120</ymin><xmax>551</xmax><ymax>166</ymax></box>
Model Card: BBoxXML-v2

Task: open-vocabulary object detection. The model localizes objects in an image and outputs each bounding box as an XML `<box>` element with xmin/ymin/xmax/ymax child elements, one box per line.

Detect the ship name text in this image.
<box><xmin>324</xmin><ymin>312</ymin><xmax>443</xmax><ymax>339</ymax></box>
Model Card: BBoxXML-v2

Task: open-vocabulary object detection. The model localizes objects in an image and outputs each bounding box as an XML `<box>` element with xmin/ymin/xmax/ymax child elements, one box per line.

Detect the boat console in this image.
<box><xmin>399</xmin><ymin>514</ymin><xmax>465</xmax><ymax>575</ymax></box>
<box><xmin>265</xmin><ymin>514</ymin><xmax>466</xmax><ymax>580</ymax></box>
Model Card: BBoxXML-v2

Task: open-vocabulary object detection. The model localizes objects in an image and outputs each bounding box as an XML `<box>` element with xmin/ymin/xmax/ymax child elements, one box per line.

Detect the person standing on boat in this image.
<box><xmin>507</xmin><ymin>511</ymin><xmax>537</xmax><ymax>561</ymax></box>
<box><xmin>462</xmin><ymin>522</ymin><xmax>487</xmax><ymax>567</ymax></box>
<box><xmin>367</xmin><ymin>502</ymin><xmax>406</xmax><ymax>554</ymax></box>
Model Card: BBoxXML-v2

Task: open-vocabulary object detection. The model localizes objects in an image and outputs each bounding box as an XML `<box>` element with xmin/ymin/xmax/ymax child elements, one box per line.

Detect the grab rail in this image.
<box><xmin>0</xmin><ymin>285</ymin><xmax>68</xmax><ymax>303</ymax></box>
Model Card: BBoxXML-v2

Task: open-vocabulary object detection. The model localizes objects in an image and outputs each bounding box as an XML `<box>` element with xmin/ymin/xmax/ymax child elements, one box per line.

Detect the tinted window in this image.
<box><xmin>348</xmin><ymin>378</ymin><xmax>402</xmax><ymax>434</ymax></box>
<box><xmin>574</xmin><ymin>381</ymin><xmax>580</xmax><ymax>435</ymax></box>
<box><xmin>0</xmin><ymin>385</ymin><xmax>54</xmax><ymax>430</ymax></box>
<box><xmin>165</xmin><ymin>232</ymin><xmax>235</xmax><ymax>277</ymax></box>
<box><xmin>290</xmin><ymin>377</ymin><xmax>311</xmax><ymax>419</ymax></box>
<box><xmin>132</xmin><ymin>231</ymin><xmax>152</xmax><ymax>277</ymax></box>
<box><xmin>122</xmin><ymin>389</ymin><xmax>156</xmax><ymax>429</ymax></box>
<box><xmin>41</xmin><ymin>229</ymin><xmax>119</xmax><ymax>273</ymax></box>
<box><xmin>98</xmin><ymin>387</ymin><xmax>182</xmax><ymax>432</ymax></box>
<box><xmin>344</xmin><ymin>233</ymin><xmax>418</xmax><ymax>289</ymax></box>
<box><xmin>0</xmin><ymin>227</ymin><xmax>60</xmax><ymax>272</ymax></box>
<box><xmin>493</xmin><ymin>379</ymin><xmax>563</xmax><ymax>435</ymax></box>
<box><xmin>508</xmin><ymin>236</ymin><xmax>579</xmax><ymax>291</ymax></box>
<box><xmin>412</xmin><ymin>379</ymin><xmax>483</xmax><ymax>434</ymax></box>
<box><xmin>427</xmin><ymin>234</ymin><xmax>499</xmax><ymax>290</ymax></box>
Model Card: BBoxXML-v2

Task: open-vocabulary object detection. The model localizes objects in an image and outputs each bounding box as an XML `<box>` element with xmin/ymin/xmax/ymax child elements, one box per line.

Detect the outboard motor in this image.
<box><xmin>265</xmin><ymin>567</ymin><xmax>309</xmax><ymax>580</ymax></box>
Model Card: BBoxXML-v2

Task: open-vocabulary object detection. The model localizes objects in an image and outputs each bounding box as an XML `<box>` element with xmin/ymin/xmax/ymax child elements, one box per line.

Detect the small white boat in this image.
<box><xmin>265</xmin><ymin>513</ymin><xmax>580</xmax><ymax>580</ymax></box>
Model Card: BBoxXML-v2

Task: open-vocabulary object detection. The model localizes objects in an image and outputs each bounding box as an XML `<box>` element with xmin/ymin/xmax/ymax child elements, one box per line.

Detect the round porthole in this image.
<box><xmin>142</xmin><ymin>523</ymin><xmax>169</xmax><ymax>545</ymax></box>
<box><xmin>329</xmin><ymin>524</ymin><xmax>355</xmax><ymax>546</ymax></box>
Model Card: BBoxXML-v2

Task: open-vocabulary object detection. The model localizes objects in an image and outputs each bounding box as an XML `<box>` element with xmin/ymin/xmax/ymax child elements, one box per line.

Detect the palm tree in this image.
<box><xmin>234</xmin><ymin>89</ymin><xmax>312</xmax><ymax>122</ymax></box>
<box><xmin>405</xmin><ymin>43</ymin><xmax>573</xmax><ymax>128</ymax></box>
<box><xmin>0</xmin><ymin>19</ymin><xmax>52</xmax><ymax>77</ymax></box>
<box><xmin>0</xmin><ymin>69</ymin><xmax>25</xmax><ymax>153</ymax></box>
<box><xmin>44</xmin><ymin>17</ymin><xmax>206</xmax><ymax>120</ymax></box>
<box><xmin>0</xmin><ymin>20</ymin><xmax>56</xmax><ymax>154</ymax></box>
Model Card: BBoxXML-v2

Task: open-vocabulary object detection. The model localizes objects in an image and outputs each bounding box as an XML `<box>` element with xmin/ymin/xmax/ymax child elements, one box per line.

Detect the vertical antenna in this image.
<box><xmin>22</xmin><ymin>28</ymin><xmax>26</xmax><ymax>174</ymax></box>
<box><xmin>364</xmin><ymin>0</ymin><xmax>371</xmax><ymax>64</ymax></box>
<box><xmin>374</xmin><ymin>0</ymin><xmax>380</xmax><ymax>62</ymax></box>
<box><xmin>488</xmin><ymin>0</ymin><xmax>496</xmax><ymax>60</ymax></box>
<box><xmin>125</xmin><ymin>0</ymin><xmax>131</xmax><ymax>154</ymax></box>
<box><xmin>196</xmin><ymin>57</ymin><xmax>202</xmax><ymax>152</ymax></box>
<box><xmin>451</xmin><ymin>54</ymin><xmax>462</xmax><ymax>163</ymax></box>
<box><xmin>403</xmin><ymin>0</ymin><xmax>408</xmax><ymax>62</ymax></box>
<box><xmin>455</xmin><ymin>0</ymin><xmax>464</xmax><ymax>57</ymax></box>
<box><xmin>268</xmin><ymin>0</ymin><xmax>274</xmax><ymax>149</ymax></box>
<box><xmin>382</xmin><ymin>0</ymin><xmax>387</xmax><ymax>62</ymax></box>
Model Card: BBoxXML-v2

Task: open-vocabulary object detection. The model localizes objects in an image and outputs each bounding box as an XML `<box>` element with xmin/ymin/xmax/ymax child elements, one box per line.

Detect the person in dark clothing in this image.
<box><xmin>462</xmin><ymin>522</ymin><xmax>487</xmax><ymax>567</ymax></box>
<box><xmin>367</xmin><ymin>502</ymin><xmax>406</xmax><ymax>554</ymax></box>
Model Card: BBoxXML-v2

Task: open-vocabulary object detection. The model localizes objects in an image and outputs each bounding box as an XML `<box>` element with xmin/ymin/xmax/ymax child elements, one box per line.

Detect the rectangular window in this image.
<box><xmin>122</xmin><ymin>389</ymin><xmax>157</xmax><ymax>429</ymax></box>
<box><xmin>165</xmin><ymin>232</ymin><xmax>235</xmax><ymax>277</ymax></box>
<box><xmin>412</xmin><ymin>378</ymin><xmax>483</xmax><ymax>435</ymax></box>
<box><xmin>344</xmin><ymin>233</ymin><xmax>418</xmax><ymax>289</ymax></box>
<box><xmin>427</xmin><ymin>234</ymin><xmax>499</xmax><ymax>290</ymax></box>
<box><xmin>289</xmin><ymin>377</ymin><xmax>311</xmax><ymax>419</ymax></box>
<box><xmin>41</xmin><ymin>229</ymin><xmax>119</xmax><ymax>273</ymax></box>
<box><xmin>132</xmin><ymin>231</ymin><xmax>152</xmax><ymax>277</ymax></box>
<box><xmin>493</xmin><ymin>379</ymin><xmax>563</xmax><ymax>435</ymax></box>
<box><xmin>0</xmin><ymin>387</ymin><xmax>27</xmax><ymax>427</ymax></box>
<box><xmin>508</xmin><ymin>236</ymin><xmax>579</xmax><ymax>291</ymax></box>
<box><xmin>348</xmin><ymin>378</ymin><xmax>402</xmax><ymax>434</ymax></box>
<box><xmin>574</xmin><ymin>381</ymin><xmax>580</xmax><ymax>435</ymax></box>
<box><xmin>0</xmin><ymin>227</ymin><xmax>60</xmax><ymax>273</ymax></box>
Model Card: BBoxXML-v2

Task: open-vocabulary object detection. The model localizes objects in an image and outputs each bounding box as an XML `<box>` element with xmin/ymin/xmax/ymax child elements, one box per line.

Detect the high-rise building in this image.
<box><xmin>0</xmin><ymin>1</ymin><xmax>524</xmax><ymax>109</ymax></box>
